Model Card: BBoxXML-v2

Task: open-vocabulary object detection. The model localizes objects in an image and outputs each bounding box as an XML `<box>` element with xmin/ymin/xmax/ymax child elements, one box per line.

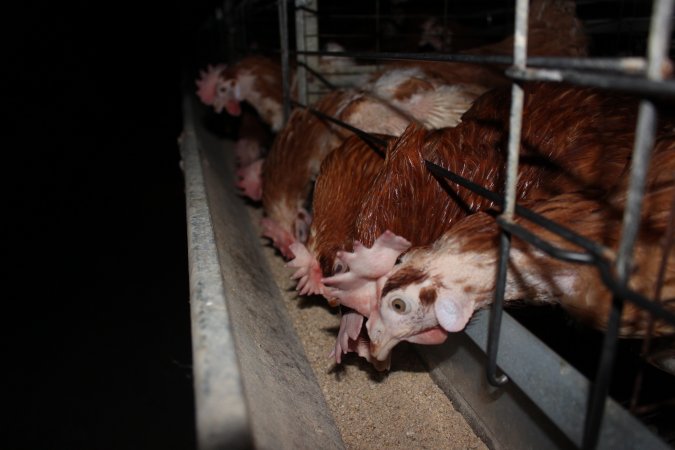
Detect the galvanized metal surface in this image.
<box><xmin>418</xmin><ymin>330</ymin><xmax>574</xmax><ymax>450</ymax></box>
<box><xmin>584</xmin><ymin>1</ymin><xmax>673</xmax><ymax>446</ymax></box>
<box><xmin>506</xmin><ymin>67</ymin><xmax>675</xmax><ymax>98</ymax></box>
<box><xmin>487</xmin><ymin>0</ymin><xmax>529</xmax><ymax>388</ymax></box>
<box><xmin>182</xmin><ymin>96</ymin><xmax>344</xmax><ymax>449</ymax></box>
<box><xmin>181</xmin><ymin>97</ymin><xmax>252</xmax><ymax>450</ymax></box>
<box><xmin>294</xmin><ymin>0</ymin><xmax>319</xmax><ymax>104</ymax></box>
<box><xmin>278</xmin><ymin>0</ymin><xmax>291</xmax><ymax>125</ymax></box>
<box><xmin>292</xmin><ymin>1</ymin><xmax>380</xmax><ymax>101</ymax></box>
<box><xmin>295</xmin><ymin>51</ymin><xmax>650</xmax><ymax>74</ymax></box>
<box><xmin>617</xmin><ymin>0</ymin><xmax>673</xmax><ymax>285</ymax></box>
<box><xmin>416</xmin><ymin>310</ymin><xmax>670</xmax><ymax>450</ymax></box>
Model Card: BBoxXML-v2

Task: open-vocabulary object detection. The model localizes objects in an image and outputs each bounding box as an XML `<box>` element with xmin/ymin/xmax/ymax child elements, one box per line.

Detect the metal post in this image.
<box><xmin>582</xmin><ymin>0</ymin><xmax>674</xmax><ymax>448</ymax></box>
<box><xmin>295</xmin><ymin>0</ymin><xmax>308</xmax><ymax>105</ymax></box>
<box><xmin>278</xmin><ymin>0</ymin><xmax>291</xmax><ymax>125</ymax></box>
<box><xmin>294</xmin><ymin>0</ymin><xmax>319</xmax><ymax>104</ymax></box>
<box><xmin>487</xmin><ymin>0</ymin><xmax>529</xmax><ymax>388</ymax></box>
<box><xmin>630</xmin><ymin>188</ymin><xmax>675</xmax><ymax>411</ymax></box>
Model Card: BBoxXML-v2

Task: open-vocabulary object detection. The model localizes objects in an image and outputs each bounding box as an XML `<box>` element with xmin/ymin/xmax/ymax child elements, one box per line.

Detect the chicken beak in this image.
<box><xmin>367</xmin><ymin>318</ymin><xmax>401</xmax><ymax>362</ymax></box>
<box><xmin>213</xmin><ymin>100</ymin><xmax>225</xmax><ymax>114</ymax></box>
<box><xmin>369</xmin><ymin>333</ymin><xmax>400</xmax><ymax>362</ymax></box>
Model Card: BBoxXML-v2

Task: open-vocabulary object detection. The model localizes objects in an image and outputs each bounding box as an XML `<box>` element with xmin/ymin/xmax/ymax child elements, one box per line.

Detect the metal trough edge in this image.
<box><xmin>417</xmin><ymin>310</ymin><xmax>670</xmax><ymax>450</ymax></box>
<box><xmin>181</xmin><ymin>95</ymin><xmax>344</xmax><ymax>450</ymax></box>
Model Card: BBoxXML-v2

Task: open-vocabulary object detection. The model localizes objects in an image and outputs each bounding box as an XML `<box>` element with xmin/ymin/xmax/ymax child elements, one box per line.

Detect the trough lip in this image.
<box><xmin>181</xmin><ymin>95</ymin><xmax>344</xmax><ymax>450</ymax></box>
<box><xmin>416</xmin><ymin>309</ymin><xmax>671</xmax><ymax>450</ymax></box>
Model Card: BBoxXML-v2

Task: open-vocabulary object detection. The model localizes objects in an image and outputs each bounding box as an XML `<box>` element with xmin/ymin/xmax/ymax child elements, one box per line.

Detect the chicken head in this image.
<box><xmin>195</xmin><ymin>64</ymin><xmax>242</xmax><ymax>116</ymax></box>
<box><xmin>321</xmin><ymin>230</ymin><xmax>412</xmax><ymax>317</ymax></box>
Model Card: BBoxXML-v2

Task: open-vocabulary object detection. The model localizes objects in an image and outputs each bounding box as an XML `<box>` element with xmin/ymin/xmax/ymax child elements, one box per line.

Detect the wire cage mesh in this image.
<box><xmin>193</xmin><ymin>1</ymin><xmax>675</xmax><ymax>448</ymax></box>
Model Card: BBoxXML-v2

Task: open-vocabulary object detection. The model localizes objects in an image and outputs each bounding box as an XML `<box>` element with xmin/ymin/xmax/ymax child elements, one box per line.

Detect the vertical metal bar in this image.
<box><xmin>486</xmin><ymin>0</ymin><xmax>529</xmax><ymax>387</ymax></box>
<box><xmin>582</xmin><ymin>0</ymin><xmax>674</xmax><ymax>448</ymax></box>
<box><xmin>278</xmin><ymin>0</ymin><xmax>291</xmax><ymax>125</ymax></box>
<box><xmin>630</xmin><ymin>189</ymin><xmax>675</xmax><ymax>411</ymax></box>
<box><xmin>618</xmin><ymin>0</ymin><xmax>673</xmax><ymax>275</ymax></box>
<box><xmin>295</xmin><ymin>0</ymin><xmax>308</xmax><ymax>105</ymax></box>
<box><xmin>488</xmin><ymin>232</ymin><xmax>512</xmax><ymax>387</ymax></box>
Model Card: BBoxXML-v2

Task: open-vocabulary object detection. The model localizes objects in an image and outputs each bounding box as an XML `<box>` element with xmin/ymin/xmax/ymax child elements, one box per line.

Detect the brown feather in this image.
<box><xmin>353</xmin><ymin>82</ymin><xmax>659</xmax><ymax>252</ymax></box>
<box><xmin>262</xmin><ymin>90</ymin><xmax>349</xmax><ymax>241</ymax></box>
<box><xmin>262</xmin><ymin>89</ymin><xmax>410</xmax><ymax>256</ymax></box>
<box><xmin>465</xmin><ymin>0</ymin><xmax>588</xmax><ymax>58</ymax></box>
<box><xmin>309</xmin><ymin>134</ymin><xmax>392</xmax><ymax>276</ymax></box>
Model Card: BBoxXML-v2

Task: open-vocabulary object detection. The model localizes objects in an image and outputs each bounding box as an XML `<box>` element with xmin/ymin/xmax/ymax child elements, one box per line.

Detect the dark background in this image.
<box><xmin>5</xmin><ymin>1</ymin><xmax>673</xmax><ymax>448</ymax></box>
<box><xmin>4</xmin><ymin>1</ymin><xmax>221</xmax><ymax>448</ymax></box>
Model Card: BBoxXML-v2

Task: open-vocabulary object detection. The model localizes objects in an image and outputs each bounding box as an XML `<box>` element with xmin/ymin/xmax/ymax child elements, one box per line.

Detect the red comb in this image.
<box><xmin>195</xmin><ymin>64</ymin><xmax>227</xmax><ymax>105</ymax></box>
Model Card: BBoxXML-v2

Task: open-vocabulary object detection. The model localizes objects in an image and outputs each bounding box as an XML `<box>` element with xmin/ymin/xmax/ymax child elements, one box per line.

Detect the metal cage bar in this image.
<box><xmin>274</xmin><ymin>1</ymin><xmax>675</xmax><ymax>448</ymax></box>
<box><xmin>294</xmin><ymin>0</ymin><xmax>308</xmax><ymax>105</ymax></box>
<box><xmin>486</xmin><ymin>0</ymin><xmax>531</xmax><ymax>388</ymax></box>
<box><xmin>295</xmin><ymin>50</ymin><xmax>652</xmax><ymax>74</ymax></box>
<box><xmin>278</xmin><ymin>0</ymin><xmax>291</xmax><ymax>125</ymax></box>
<box><xmin>583</xmin><ymin>1</ymin><xmax>674</xmax><ymax>447</ymax></box>
<box><xmin>283</xmin><ymin>101</ymin><xmax>675</xmax><ymax>328</ymax></box>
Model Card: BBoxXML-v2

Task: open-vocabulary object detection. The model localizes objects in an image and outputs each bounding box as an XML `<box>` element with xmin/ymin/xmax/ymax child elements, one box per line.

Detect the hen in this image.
<box><xmin>288</xmin><ymin>134</ymin><xmax>391</xmax><ymax>296</ymax></box>
<box><xmin>196</xmin><ymin>56</ymin><xmax>283</xmax><ymax>199</ymax></box>
<box><xmin>363</xmin><ymin>66</ymin><xmax>490</xmax><ymax>130</ymax></box>
<box><xmin>261</xmin><ymin>89</ymin><xmax>410</xmax><ymax>259</ymax></box>
<box><xmin>284</xmin><ymin>95</ymin><xmax>504</xmax><ymax>365</ymax></box>
<box><xmin>464</xmin><ymin>0</ymin><xmax>588</xmax><ymax>58</ymax></box>
<box><xmin>286</xmin><ymin>133</ymin><xmax>394</xmax><ymax>368</ymax></box>
<box><xmin>196</xmin><ymin>55</ymin><xmax>289</xmax><ymax>132</ymax></box>
<box><xmin>286</xmin><ymin>0</ymin><xmax>588</xmax><ymax>294</ymax></box>
<box><xmin>417</xmin><ymin>0</ymin><xmax>586</xmax><ymax>57</ymax></box>
<box><xmin>320</xmin><ymin>83</ymin><xmax>672</xmax><ymax>364</ymax></box>
<box><xmin>233</xmin><ymin>108</ymin><xmax>274</xmax><ymax>200</ymax></box>
<box><xmin>367</xmin><ymin>144</ymin><xmax>675</xmax><ymax>360</ymax></box>
<box><xmin>370</xmin><ymin>0</ymin><xmax>587</xmax><ymax>120</ymax></box>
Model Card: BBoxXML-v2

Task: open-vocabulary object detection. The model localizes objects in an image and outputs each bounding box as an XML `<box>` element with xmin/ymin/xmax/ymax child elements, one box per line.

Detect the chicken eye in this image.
<box><xmin>391</xmin><ymin>298</ymin><xmax>408</xmax><ymax>314</ymax></box>
<box><xmin>294</xmin><ymin>217</ymin><xmax>309</xmax><ymax>243</ymax></box>
<box><xmin>332</xmin><ymin>260</ymin><xmax>347</xmax><ymax>274</ymax></box>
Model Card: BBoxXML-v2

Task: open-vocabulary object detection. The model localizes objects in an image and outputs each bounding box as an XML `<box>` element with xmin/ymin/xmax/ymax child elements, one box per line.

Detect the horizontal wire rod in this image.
<box><xmin>294</xmin><ymin>6</ymin><xmax>517</xmax><ymax>20</ymax></box>
<box><xmin>584</xmin><ymin>0</ymin><xmax>675</xmax><ymax>446</ymax></box>
<box><xmin>425</xmin><ymin>161</ymin><xmax>675</xmax><ymax>327</ymax></box>
<box><xmin>508</xmin><ymin>67</ymin><xmax>675</xmax><ymax>99</ymax></box>
<box><xmin>497</xmin><ymin>217</ymin><xmax>675</xmax><ymax>327</ymax></box>
<box><xmin>290</xmin><ymin>100</ymin><xmax>387</xmax><ymax>156</ymax></box>
<box><xmin>296</xmin><ymin>50</ymin><xmax>650</xmax><ymax>74</ymax></box>
<box><xmin>294</xmin><ymin>102</ymin><xmax>675</xmax><ymax>328</ymax></box>
<box><xmin>296</xmin><ymin>62</ymin><xmax>337</xmax><ymax>90</ymax></box>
